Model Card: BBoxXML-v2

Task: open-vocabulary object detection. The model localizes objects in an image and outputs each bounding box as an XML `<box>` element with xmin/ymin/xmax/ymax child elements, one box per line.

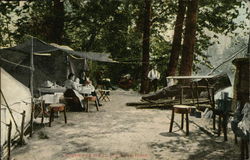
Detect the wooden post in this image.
<box><xmin>20</xmin><ymin>111</ymin><xmax>26</xmax><ymax>145</ymax></box>
<box><xmin>195</xmin><ymin>82</ymin><xmax>199</xmax><ymax>107</ymax></box>
<box><xmin>7</xmin><ymin>121</ymin><xmax>12</xmax><ymax>160</ymax></box>
<box><xmin>169</xmin><ymin>108</ymin><xmax>175</xmax><ymax>133</ymax></box>
<box><xmin>185</xmin><ymin>112</ymin><xmax>189</xmax><ymax>136</ymax></box>
<box><xmin>206</xmin><ymin>80</ymin><xmax>212</xmax><ymax>105</ymax></box>
<box><xmin>29</xmin><ymin>37</ymin><xmax>34</xmax><ymax>137</ymax></box>
<box><xmin>181</xmin><ymin>113</ymin><xmax>184</xmax><ymax>129</ymax></box>
<box><xmin>222</xmin><ymin>114</ymin><xmax>228</xmax><ymax>141</ymax></box>
<box><xmin>218</xmin><ymin>115</ymin><xmax>221</xmax><ymax>136</ymax></box>
<box><xmin>190</xmin><ymin>83</ymin><xmax>195</xmax><ymax>106</ymax></box>
<box><xmin>41</xmin><ymin>100</ymin><xmax>45</xmax><ymax>124</ymax></box>
<box><xmin>180</xmin><ymin>88</ymin><xmax>183</xmax><ymax>104</ymax></box>
<box><xmin>0</xmin><ymin>58</ymin><xmax>2</xmax><ymax>160</ymax></box>
<box><xmin>212</xmin><ymin>88</ymin><xmax>216</xmax><ymax>130</ymax></box>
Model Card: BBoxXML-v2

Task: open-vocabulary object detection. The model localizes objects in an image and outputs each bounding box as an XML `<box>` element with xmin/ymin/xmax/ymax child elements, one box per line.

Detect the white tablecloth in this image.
<box><xmin>38</xmin><ymin>87</ymin><xmax>66</xmax><ymax>94</ymax></box>
<box><xmin>39</xmin><ymin>93</ymin><xmax>64</xmax><ymax>104</ymax></box>
<box><xmin>38</xmin><ymin>86</ymin><xmax>95</xmax><ymax>104</ymax></box>
<box><xmin>79</xmin><ymin>86</ymin><xmax>95</xmax><ymax>95</ymax></box>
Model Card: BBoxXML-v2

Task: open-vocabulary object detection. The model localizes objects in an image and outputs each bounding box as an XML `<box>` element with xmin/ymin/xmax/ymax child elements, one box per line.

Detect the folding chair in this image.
<box><xmin>99</xmin><ymin>89</ymin><xmax>111</xmax><ymax>102</ymax></box>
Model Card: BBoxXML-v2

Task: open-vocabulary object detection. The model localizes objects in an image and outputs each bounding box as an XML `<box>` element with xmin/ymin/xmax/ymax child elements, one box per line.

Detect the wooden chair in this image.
<box><xmin>49</xmin><ymin>103</ymin><xmax>67</xmax><ymax>127</ymax></box>
<box><xmin>83</xmin><ymin>96</ymin><xmax>99</xmax><ymax>112</ymax></box>
<box><xmin>169</xmin><ymin>105</ymin><xmax>194</xmax><ymax>136</ymax></box>
<box><xmin>99</xmin><ymin>89</ymin><xmax>111</xmax><ymax>102</ymax></box>
<box><xmin>33</xmin><ymin>99</ymin><xmax>47</xmax><ymax>123</ymax></box>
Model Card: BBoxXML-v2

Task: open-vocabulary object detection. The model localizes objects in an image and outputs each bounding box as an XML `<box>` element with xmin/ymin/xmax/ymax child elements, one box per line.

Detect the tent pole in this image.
<box><xmin>29</xmin><ymin>37</ymin><xmax>34</xmax><ymax>137</ymax></box>
<box><xmin>0</xmin><ymin>55</ymin><xmax>2</xmax><ymax>160</ymax></box>
<box><xmin>66</xmin><ymin>56</ymin><xmax>69</xmax><ymax>79</ymax></box>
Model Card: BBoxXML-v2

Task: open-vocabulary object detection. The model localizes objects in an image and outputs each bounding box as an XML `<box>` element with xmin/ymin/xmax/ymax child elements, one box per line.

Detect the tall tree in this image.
<box><xmin>140</xmin><ymin>0</ymin><xmax>152</xmax><ymax>94</ymax></box>
<box><xmin>0</xmin><ymin>2</ymin><xmax>19</xmax><ymax>47</ymax></box>
<box><xmin>166</xmin><ymin>0</ymin><xmax>187</xmax><ymax>76</ymax></box>
<box><xmin>179</xmin><ymin>0</ymin><xmax>199</xmax><ymax>79</ymax></box>
<box><xmin>248</xmin><ymin>33</ymin><xmax>250</xmax><ymax>55</ymax></box>
<box><xmin>50</xmin><ymin>0</ymin><xmax>64</xmax><ymax>43</ymax></box>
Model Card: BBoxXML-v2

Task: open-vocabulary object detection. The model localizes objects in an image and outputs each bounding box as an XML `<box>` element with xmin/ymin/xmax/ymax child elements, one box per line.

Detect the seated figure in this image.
<box><xmin>119</xmin><ymin>74</ymin><xmax>133</xmax><ymax>90</ymax></box>
<box><xmin>83</xmin><ymin>77</ymin><xmax>102</xmax><ymax>106</ymax></box>
<box><xmin>64</xmin><ymin>73</ymin><xmax>85</xmax><ymax>111</ymax></box>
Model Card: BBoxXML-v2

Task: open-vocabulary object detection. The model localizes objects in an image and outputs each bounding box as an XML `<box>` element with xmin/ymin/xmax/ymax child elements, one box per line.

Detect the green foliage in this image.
<box><xmin>194</xmin><ymin>0</ymin><xmax>249</xmax><ymax>71</ymax></box>
<box><xmin>0</xmin><ymin>0</ymin><xmax>249</xmax><ymax>89</ymax></box>
<box><xmin>0</xmin><ymin>1</ymin><xmax>19</xmax><ymax>47</ymax></box>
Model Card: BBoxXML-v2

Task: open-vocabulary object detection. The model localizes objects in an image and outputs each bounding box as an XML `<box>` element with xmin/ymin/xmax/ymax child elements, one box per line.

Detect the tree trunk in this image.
<box><xmin>179</xmin><ymin>0</ymin><xmax>199</xmax><ymax>82</ymax></box>
<box><xmin>140</xmin><ymin>0</ymin><xmax>152</xmax><ymax>94</ymax></box>
<box><xmin>50</xmin><ymin>0</ymin><xmax>64</xmax><ymax>43</ymax></box>
<box><xmin>166</xmin><ymin>0</ymin><xmax>187</xmax><ymax>76</ymax></box>
<box><xmin>248</xmin><ymin>32</ymin><xmax>250</xmax><ymax>55</ymax></box>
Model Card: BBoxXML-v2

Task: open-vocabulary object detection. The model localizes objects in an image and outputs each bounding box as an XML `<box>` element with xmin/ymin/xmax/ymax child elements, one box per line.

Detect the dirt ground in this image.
<box><xmin>12</xmin><ymin>89</ymin><xmax>241</xmax><ymax>160</ymax></box>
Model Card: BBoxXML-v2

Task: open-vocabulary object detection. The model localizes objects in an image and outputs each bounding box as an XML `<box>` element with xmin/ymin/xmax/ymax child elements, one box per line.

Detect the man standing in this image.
<box><xmin>147</xmin><ymin>66</ymin><xmax>161</xmax><ymax>92</ymax></box>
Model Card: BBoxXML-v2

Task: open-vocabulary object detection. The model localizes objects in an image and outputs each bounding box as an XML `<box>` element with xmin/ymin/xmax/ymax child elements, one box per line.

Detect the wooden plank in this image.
<box><xmin>180</xmin><ymin>86</ymin><xmax>214</xmax><ymax>89</ymax></box>
<box><xmin>127</xmin><ymin>98</ymin><xmax>212</xmax><ymax>107</ymax></box>
<box><xmin>167</xmin><ymin>75</ymin><xmax>214</xmax><ymax>79</ymax></box>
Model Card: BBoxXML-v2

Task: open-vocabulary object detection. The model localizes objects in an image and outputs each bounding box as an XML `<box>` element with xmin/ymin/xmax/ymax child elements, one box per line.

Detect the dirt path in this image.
<box><xmin>12</xmin><ymin>90</ymin><xmax>240</xmax><ymax>160</ymax></box>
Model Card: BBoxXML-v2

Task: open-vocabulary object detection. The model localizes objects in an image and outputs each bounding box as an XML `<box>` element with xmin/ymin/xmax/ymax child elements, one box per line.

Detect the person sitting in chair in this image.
<box><xmin>64</xmin><ymin>73</ymin><xmax>85</xmax><ymax>111</ymax></box>
<box><xmin>95</xmin><ymin>70</ymin><xmax>115</xmax><ymax>90</ymax></box>
<box><xmin>65</xmin><ymin>73</ymin><xmax>78</xmax><ymax>90</ymax></box>
<box><xmin>84</xmin><ymin>77</ymin><xmax>102</xmax><ymax>106</ymax></box>
<box><xmin>74</xmin><ymin>77</ymin><xmax>82</xmax><ymax>90</ymax></box>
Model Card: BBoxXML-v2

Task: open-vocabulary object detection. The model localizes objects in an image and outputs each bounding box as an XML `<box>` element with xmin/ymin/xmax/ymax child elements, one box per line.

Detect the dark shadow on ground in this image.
<box><xmin>149</xmin><ymin>121</ymin><xmax>240</xmax><ymax>160</ymax></box>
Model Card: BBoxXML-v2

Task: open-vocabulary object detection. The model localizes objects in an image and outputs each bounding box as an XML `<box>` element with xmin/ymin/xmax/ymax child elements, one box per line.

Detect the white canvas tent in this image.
<box><xmin>0</xmin><ymin>36</ymin><xmax>117</xmax><ymax>140</ymax></box>
<box><xmin>0</xmin><ymin>68</ymin><xmax>31</xmax><ymax>147</ymax></box>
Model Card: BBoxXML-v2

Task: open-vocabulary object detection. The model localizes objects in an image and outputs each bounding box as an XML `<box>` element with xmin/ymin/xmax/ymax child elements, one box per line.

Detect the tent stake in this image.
<box><xmin>7</xmin><ymin>121</ymin><xmax>12</xmax><ymax>160</ymax></box>
<box><xmin>20</xmin><ymin>111</ymin><xmax>26</xmax><ymax>145</ymax></box>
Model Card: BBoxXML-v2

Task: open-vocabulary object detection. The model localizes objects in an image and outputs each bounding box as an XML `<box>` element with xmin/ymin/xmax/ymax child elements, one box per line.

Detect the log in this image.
<box><xmin>142</xmin><ymin>72</ymin><xmax>231</xmax><ymax>101</ymax></box>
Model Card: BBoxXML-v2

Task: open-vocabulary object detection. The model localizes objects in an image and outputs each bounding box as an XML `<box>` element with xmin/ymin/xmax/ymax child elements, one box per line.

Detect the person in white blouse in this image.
<box><xmin>148</xmin><ymin>66</ymin><xmax>161</xmax><ymax>92</ymax></box>
<box><xmin>64</xmin><ymin>73</ymin><xmax>78</xmax><ymax>90</ymax></box>
<box><xmin>64</xmin><ymin>73</ymin><xmax>85</xmax><ymax>110</ymax></box>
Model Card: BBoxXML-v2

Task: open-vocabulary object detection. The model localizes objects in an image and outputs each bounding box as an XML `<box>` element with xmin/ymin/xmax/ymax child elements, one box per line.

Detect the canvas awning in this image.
<box><xmin>0</xmin><ymin>37</ymin><xmax>115</xmax><ymax>63</ymax></box>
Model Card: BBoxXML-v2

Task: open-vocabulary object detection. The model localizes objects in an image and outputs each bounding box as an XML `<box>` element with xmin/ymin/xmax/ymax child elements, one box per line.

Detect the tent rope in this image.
<box><xmin>0</xmin><ymin>90</ymin><xmax>21</xmax><ymax>135</ymax></box>
<box><xmin>0</xmin><ymin>121</ymin><xmax>9</xmax><ymax>126</ymax></box>
<box><xmin>208</xmin><ymin>45</ymin><xmax>247</xmax><ymax>75</ymax></box>
<box><xmin>0</xmin><ymin>57</ymin><xmax>32</xmax><ymax>70</ymax></box>
<box><xmin>1</xmin><ymin>104</ymin><xmax>23</xmax><ymax>115</ymax></box>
